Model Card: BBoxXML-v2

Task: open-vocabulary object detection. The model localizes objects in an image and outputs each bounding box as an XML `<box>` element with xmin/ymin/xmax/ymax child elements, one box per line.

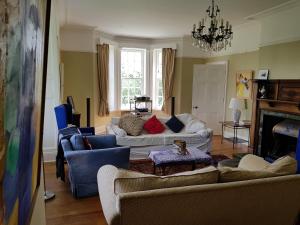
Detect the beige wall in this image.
<box><xmin>61</xmin><ymin>40</ymin><xmax>300</xmax><ymax>132</ymax></box>
<box><xmin>174</xmin><ymin>57</ymin><xmax>206</xmax><ymax>113</ymax></box>
<box><xmin>61</xmin><ymin>51</ymin><xmax>95</xmax><ymax>127</ymax></box>
<box><xmin>205</xmin><ymin>51</ymin><xmax>260</xmax><ymax>122</ymax></box>
<box><xmin>259</xmin><ymin>40</ymin><xmax>300</xmax><ymax>79</ymax></box>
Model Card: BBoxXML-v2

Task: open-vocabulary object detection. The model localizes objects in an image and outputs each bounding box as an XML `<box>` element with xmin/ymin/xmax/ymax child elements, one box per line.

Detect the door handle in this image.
<box><xmin>193</xmin><ymin>106</ymin><xmax>199</xmax><ymax>109</ymax></box>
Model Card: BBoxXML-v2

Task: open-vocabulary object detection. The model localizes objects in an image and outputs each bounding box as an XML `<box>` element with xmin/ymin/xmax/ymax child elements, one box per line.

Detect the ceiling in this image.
<box><xmin>59</xmin><ymin>0</ymin><xmax>292</xmax><ymax>39</ymax></box>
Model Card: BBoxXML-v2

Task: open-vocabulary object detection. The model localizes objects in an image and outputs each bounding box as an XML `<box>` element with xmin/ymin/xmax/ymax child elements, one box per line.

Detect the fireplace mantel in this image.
<box><xmin>251</xmin><ymin>79</ymin><xmax>300</xmax><ymax>152</ymax></box>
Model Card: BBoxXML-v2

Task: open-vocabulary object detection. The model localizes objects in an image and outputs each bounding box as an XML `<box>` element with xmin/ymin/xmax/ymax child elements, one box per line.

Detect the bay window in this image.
<box><xmin>120</xmin><ymin>48</ymin><xmax>146</xmax><ymax>109</ymax></box>
<box><xmin>117</xmin><ymin>47</ymin><xmax>163</xmax><ymax>111</ymax></box>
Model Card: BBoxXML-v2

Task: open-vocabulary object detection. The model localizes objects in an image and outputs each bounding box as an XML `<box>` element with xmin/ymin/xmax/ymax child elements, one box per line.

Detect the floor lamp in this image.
<box><xmin>42</xmin><ymin>153</ymin><xmax>55</xmax><ymax>201</ymax></box>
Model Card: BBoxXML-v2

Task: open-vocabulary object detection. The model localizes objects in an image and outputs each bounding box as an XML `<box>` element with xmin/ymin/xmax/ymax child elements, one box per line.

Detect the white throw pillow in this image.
<box><xmin>176</xmin><ymin>113</ymin><xmax>193</xmax><ymax>125</ymax></box>
<box><xmin>186</xmin><ymin>119</ymin><xmax>206</xmax><ymax>133</ymax></box>
<box><xmin>111</xmin><ymin>124</ymin><xmax>127</xmax><ymax>137</ymax></box>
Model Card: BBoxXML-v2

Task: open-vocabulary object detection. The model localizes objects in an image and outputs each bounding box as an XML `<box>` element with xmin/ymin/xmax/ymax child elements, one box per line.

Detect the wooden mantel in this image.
<box><xmin>251</xmin><ymin>79</ymin><xmax>300</xmax><ymax>151</ymax></box>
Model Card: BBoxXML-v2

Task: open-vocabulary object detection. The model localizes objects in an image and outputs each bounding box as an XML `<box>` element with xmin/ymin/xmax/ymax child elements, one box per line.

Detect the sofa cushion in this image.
<box><xmin>265</xmin><ymin>156</ymin><xmax>297</xmax><ymax>175</ymax></box>
<box><xmin>143</xmin><ymin>115</ymin><xmax>165</xmax><ymax>134</ymax></box>
<box><xmin>219</xmin><ymin>167</ymin><xmax>277</xmax><ymax>182</ymax></box>
<box><xmin>119</xmin><ymin>114</ymin><xmax>144</xmax><ymax>136</ymax></box>
<box><xmin>70</xmin><ymin>134</ymin><xmax>85</xmax><ymax>150</ymax></box>
<box><xmin>185</xmin><ymin>119</ymin><xmax>206</xmax><ymax>133</ymax></box>
<box><xmin>176</xmin><ymin>113</ymin><xmax>193</xmax><ymax>125</ymax></box>
<box><xmin>238</xmin><ymin>154</ymin><xmax>297</xmax><ymax>175</ymax></box>
<box><xmin>238</xmin><ymin>154</ymin><xmax>271</xmax><ymax>171</ymax></box>
<box><xmin>114</xmin><ymin>166</ymin><xmax>219</xmax><ymax>194</ymax></box>
<box><xmin>111</xmin><ymin>124</ymin><xmax>127</xmax><ymax>137</ymax></box>
<box><xmin>165</xmin><ymin>116</ymin><xmax>185</xmax><ymax>133</ymax></box>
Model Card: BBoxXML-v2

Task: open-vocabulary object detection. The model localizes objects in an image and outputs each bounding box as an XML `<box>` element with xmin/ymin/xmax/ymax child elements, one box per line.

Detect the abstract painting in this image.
<box><xmin>0</xmin><ymin>0</ymin><xmax>49</xmax><ymax>225</ymax></box>
<box><xmin>236</xmin><ymin>70</ymin><xmax>253</xmax><ymax>99</ymax></box>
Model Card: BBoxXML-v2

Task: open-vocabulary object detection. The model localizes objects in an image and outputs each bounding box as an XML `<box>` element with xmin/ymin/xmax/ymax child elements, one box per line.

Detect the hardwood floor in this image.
<box><xmin>45</xmin><ymin>135</ymin><xmax>250</xmax><ymax>225</ymax></box>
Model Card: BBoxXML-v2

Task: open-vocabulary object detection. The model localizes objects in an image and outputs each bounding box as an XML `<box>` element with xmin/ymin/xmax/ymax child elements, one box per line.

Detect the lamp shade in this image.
<box><xmin>229</xmin><ymin>98</ymin><xmax>244</xmax><ymax>110</ymax></box>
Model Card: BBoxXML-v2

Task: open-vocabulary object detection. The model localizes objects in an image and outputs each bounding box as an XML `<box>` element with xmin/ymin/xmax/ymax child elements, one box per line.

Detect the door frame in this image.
<box><xmin>205</xmin><ymin>60</ymin><xmax>228</xmax><ymax>122</ymax></box>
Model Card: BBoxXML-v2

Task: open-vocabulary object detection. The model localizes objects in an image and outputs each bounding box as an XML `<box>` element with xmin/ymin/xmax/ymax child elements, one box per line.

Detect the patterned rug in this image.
<box><xmin>129</xmin><ymin>154</ymin><xmax>229</xmax><ymax>175</ymax></box>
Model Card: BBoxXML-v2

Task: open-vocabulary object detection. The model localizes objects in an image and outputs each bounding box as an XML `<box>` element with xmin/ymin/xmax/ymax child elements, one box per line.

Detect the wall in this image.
<box><xmin>259</xmin><ymin>40</ymin><xmax>300</xmax><ymax>79</ymax></box>
<box><xmin>43</xmin><ymin>0</ymin><xmax>61</xmax><ymax>161</ymax></box>
<box><xmin>205</xmin><ymin>51</ymin><xmax>260</xmax><ymax>122</ymax></box>
<box><xmin>177</xmin><ymin>57</ymin><xmax>206</xmax><ymax>113</ymax></box>
<box><xmin>61</xmin><ymin>51</ymin><xmax>95</xmax><ymax>127</ymax></box>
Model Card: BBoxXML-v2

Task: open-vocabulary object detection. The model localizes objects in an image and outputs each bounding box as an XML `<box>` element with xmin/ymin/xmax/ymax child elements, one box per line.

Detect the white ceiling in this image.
<box><xmin>59</xmin><ymin>0</ymin><xmax>292</xmax><ymax>39</ymax></box>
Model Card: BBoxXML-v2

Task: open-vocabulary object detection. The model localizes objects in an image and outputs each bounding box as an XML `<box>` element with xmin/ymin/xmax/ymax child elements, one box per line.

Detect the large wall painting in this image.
<box><xmin>0</xmin><ymin>0</ymin><xmax>49</xmax><ymax>225</ymax></box>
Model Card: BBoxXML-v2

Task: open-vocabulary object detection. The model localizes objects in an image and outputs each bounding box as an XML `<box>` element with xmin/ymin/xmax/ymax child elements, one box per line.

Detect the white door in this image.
<box><xmin>192</xmin><ymin>64</ymin><xmax>227</xmax><ymax>135</ymax></box>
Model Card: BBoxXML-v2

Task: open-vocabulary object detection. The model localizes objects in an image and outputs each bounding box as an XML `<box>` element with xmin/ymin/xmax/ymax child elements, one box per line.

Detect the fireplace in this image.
<box><xmin>257</xmin><ymin>110</ymin><xmax>300</xmax><ymax>162</ymax></box>
<box><xmin>251</xmin><ymin>79</ymin><xmax>300</xmax><ymax>167</ymax></box>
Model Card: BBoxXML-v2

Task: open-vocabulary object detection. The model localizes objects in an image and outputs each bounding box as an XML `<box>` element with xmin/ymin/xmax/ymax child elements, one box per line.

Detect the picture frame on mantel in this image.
<box><xmin>256</xmin><ymin>69</ymin><xmax>269</xmax><ymax>80</ymax></box>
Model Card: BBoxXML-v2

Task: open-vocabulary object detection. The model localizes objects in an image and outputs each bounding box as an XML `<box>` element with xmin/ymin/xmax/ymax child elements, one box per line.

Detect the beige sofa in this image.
<box><xmin>97</xmin><ymin>155</ymin><xmax>300</xmax><ymax>225</ymax></box>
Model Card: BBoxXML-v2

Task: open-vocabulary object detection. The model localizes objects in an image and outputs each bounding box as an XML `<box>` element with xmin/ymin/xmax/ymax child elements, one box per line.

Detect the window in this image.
<box><xmin>120</xmin><ymin>48</ymin><xmax>146</xmax><ymax>109</ymax></box>
<box><xmin>153</xmin><ymin>49</ymin><xmax>163</xmax><ymax>109</ymax></box>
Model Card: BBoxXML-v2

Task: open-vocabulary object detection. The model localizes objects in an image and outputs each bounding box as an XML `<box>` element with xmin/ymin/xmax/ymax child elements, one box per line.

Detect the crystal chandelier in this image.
<box><xmin>191</xmin><ymin>0</ymin><xmax>233</xmax><ymax>52</ymax></box>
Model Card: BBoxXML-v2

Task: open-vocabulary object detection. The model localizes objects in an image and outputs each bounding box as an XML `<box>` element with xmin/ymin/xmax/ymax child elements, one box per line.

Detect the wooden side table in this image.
<box><xmin>220</xmin><ymin>121</ymin><xmax>251</xmax><ymax>149</ymax></box>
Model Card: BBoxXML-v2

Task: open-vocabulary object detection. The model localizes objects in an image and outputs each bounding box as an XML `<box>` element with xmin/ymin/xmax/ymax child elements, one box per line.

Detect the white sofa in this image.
<box><xmin>106</xmin><ymin>113</ymin><xmax>213</xmax><ymax>159</ymax></box>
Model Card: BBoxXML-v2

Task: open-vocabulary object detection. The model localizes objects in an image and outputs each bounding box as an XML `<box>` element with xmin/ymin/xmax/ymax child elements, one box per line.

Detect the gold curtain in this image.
<box><xmin>162</xmin><ymin>48</ymin><xmax>176</xmax><ymax>114</ymax></box>
<box><xmin>96</xmin><ymin>44</ymin><xmax>110</xmax><ymax>116</ymax></box>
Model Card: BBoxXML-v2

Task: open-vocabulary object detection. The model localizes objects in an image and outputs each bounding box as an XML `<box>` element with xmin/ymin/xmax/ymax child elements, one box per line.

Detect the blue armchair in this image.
<box><xmin>61</xmin><ymin>135</ymin><xmax>130</xmax><ymax>198</ymax></box>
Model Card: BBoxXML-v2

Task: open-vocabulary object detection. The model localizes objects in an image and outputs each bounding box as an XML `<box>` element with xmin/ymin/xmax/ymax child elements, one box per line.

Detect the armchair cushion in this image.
<box><xmin>70</xmin><ymin>134</ymin><xmax>85</xmax><ymax>150</ymax></box>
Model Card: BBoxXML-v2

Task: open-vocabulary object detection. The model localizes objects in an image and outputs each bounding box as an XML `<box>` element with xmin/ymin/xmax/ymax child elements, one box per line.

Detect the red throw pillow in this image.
<box><xmin>143</xmin><ymin>115</ymin><xmax>165</xmax><ymax>134</ymax></box>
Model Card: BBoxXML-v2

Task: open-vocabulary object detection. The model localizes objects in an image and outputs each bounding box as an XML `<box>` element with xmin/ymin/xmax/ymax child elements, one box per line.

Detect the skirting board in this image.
<box><xmin>43</xmin><ymin>147</ymin><xmax>57</xmax><ymax>162</ymax></box>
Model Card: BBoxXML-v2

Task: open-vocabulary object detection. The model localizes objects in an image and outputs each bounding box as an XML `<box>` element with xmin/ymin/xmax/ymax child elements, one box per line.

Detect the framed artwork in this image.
<box><xmin>256</xmin><ymin>69</ymin><xmax>269</xmax><ymax>80</ymax></box>
<box><xmin>236</xmin><ymin>70</ymin><xmax>253</xmax><ymax>99</ymax></box>
<box><xmin>0</xmin><ymin>0</ymin><xmax>50</xmax><ymax>225</ymax></box>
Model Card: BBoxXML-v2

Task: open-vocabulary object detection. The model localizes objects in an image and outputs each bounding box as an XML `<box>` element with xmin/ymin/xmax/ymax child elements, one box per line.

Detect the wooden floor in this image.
<box><xmin>45</xmin><ymin>136</ymin><xmax>250</xmax><ymax>225</ymax></box>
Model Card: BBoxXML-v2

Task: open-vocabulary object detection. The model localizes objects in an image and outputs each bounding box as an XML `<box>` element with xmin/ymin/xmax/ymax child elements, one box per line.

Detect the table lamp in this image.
<box><xmin>229</xmin><ymin>98</ymin><xmax>244</xmax><ymax>124</ymax></box>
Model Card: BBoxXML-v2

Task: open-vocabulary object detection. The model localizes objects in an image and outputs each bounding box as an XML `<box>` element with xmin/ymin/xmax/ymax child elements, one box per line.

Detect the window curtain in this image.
<box><xmin>162</xmin><ymin>48</ymin><xmax>176</xmax><ymax>114</ymax></box>
<box><xmin>96</xmin><ymin>43</ymin><xmax>110</xmax><ymax>116</ymax></box>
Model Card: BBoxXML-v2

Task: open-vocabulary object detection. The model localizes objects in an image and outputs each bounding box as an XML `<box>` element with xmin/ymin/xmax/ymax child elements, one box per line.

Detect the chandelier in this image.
<box><xmin>191</xmin><ymin>0</ymin><xmax>233</xmax><ymax>52</ymax></box>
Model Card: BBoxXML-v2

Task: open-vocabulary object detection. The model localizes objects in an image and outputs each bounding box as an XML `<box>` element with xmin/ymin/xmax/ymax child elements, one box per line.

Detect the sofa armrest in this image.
<box><xmin>64</xmin><ymin>146</ymin><xmax>130</xmax><ymax>184</ymax></box>
<box><xmin>97</xmin><ymin>165</ymin><xmax>120</xmax><ymax>225</ymax></box>
<box><xmin>86</xmin><ymin>135</ymin><xmax>117</xmax><ymax>149</ymax></box>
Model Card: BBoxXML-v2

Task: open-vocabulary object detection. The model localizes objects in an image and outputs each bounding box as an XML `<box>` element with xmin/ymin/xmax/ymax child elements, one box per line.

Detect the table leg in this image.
<box><xmin>233</xmin><ymin>127</ymin><xmax>236</xmax><ymax>149</ymax></box>
<box><xmin>248</xmin><ymin>127</ymin><xmax>250</xmax><ymax>148</ymax></box>
<box><xmin>153</xmin><ymin>163</ymin><xmax>156</xmax><ymax>174</ymax></box>
<box><xmin>161</xmin><ymin>166</ymin><xmax>166</xmax><ymax>176</ymax></box>
<box><xmin>221</xmin><ymin>123</ymin><xmax>224</xmax><ymax>144</ymax></box>
<box><xmin>192</xmin><ymin>162</ymin><xmax>196</xmax><ymax>170</ymax></box>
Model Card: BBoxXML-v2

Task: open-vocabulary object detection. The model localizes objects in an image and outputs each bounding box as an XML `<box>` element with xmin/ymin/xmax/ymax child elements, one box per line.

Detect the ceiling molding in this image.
<box><xmin>259</xmin><ymin>36</ymin><xmax>300</xmax><ymax>48</ymax></box>
<box><xmin>61</xmin><ymin>25</ymin><xmax>97</xmax><ymax>31</ymax></box>
<box><xmin>245</xmin><ymin>0</ymin><xmax>300</xmax><ymax>20</ymax></box>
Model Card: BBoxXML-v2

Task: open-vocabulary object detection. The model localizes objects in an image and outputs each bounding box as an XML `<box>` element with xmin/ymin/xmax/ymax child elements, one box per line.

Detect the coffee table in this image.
<box><xmin>148</xmin><ymin>145</ymin><xmax>212</xmax><ymax>175</ymax></box>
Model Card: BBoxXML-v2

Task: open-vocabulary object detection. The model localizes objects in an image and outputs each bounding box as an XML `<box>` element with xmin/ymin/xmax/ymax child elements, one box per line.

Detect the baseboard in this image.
<box><xmin>223</xmin><ymin>131</ymin><xmax>249</xmax><ymax>146</ymax></box>
<box><xmin>43</xmin><ymin>148</ymin><xmax>56</xmax><ymax>162</ymax></box>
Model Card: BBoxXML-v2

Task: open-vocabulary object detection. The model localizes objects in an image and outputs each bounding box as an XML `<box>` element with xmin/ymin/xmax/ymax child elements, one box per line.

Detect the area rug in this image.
<box><xmin>129</xmin><ymin>154</ymin><xmax>229</xmax><ymax>175</ymax></box>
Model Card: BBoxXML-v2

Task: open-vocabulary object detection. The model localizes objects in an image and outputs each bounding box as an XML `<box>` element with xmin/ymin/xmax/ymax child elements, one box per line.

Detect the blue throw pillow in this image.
<box><xmin>165</xmin><ymin>116</ymin><xmax>185</xmax><ymax>133</ymax></box>
<box><xmin>70</xmin><ymin>134</ymin><xmax>85</xmax><ymax>150</ymax></box>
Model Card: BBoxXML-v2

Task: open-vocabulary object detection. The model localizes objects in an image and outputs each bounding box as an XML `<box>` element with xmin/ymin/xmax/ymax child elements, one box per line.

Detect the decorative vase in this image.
<box><xmin>232</xmin><ymin>109</ymin><xmax>241</xmax><ymax>124</ymax></box>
